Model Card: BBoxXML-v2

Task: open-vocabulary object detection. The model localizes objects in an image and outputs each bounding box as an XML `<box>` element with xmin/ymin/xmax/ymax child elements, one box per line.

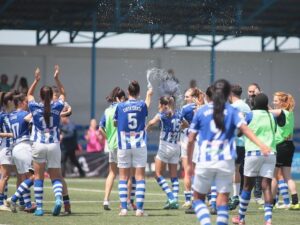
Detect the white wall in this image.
<box><xmin>1</xmin><ymin>45</ymin><xmax>299</xmax><ymax>126</ymax></box>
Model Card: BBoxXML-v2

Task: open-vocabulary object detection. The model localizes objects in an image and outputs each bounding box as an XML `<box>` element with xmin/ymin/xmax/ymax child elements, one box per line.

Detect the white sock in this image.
<box><xmin>233</xmin><ymin>183</ymin><xmax>240</xmax><ymax>197</ymax></box>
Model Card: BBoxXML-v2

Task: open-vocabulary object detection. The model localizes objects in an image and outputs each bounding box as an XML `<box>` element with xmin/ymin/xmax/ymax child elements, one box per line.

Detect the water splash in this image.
<box><xmin>146</xmin><ymin>68</ymin><xmax>183</xmax><ymax>109</ymax></box>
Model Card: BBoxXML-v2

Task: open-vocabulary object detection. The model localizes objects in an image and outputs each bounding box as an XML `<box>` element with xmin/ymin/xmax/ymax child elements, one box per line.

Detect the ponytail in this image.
<box><xmin>40</xmin><ymin>86</ymin><xmax>53</xmax><ymax>128</ymax></box>
<box><xmin>212</xmin><ymin>79</ymin><xmax>231</xmax><ymax>131</ymax></box>
<box><xmin>274</xmin><ymin>91</ymin><xmax>295</xmax><ymax>111</ymax></box>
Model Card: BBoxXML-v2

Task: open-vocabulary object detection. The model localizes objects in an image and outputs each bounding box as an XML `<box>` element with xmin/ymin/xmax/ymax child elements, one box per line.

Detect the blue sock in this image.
<box><xmin>4</xmin><ymin>184</ymin><xmax>8</xmax><ymax>200</ymax></box>
<box><xmin>130</xmin><ymin>177</ymin><xmax>136</xmax><ymax>204</ymax></box>
<box><xmin>19</xmin><ymin>196</ymin><xmax>25</xmax><ymax>206</ymax></box>
<box><xmin>0</xmin><ymin>193</ymin><xmax>4</xmax><ymax>206</ymax></box>
<box><xmin>34</xmin><ymin>179</ymin><xmax>44</xmax><ymax>210</ymax></box>
<box><xmin>119</xmin><ymin>180</ymin><xmax>128</xmax><ymax>209</ymax></box>
<box><xmin>210</xmin><ymin>185</ymin><xmax>217</xmax><ymax>209</ymax></box>
<box><xmin>12</xmin><ymin>178</ymin><xmax>33</xmax><ymax>206</ymax></box>
<box><xmin>52</xmin><ymin>179</ymin><xmax>63</xmax><ymax>201</ymax></box>
<box><xmin>184</xmin><ymin>191</ymin><xmax>192</xmax><ymax>203</ymax></box>
<box><xmin>238</xmin><ymin>190</ymin><xmax>251</xmax><ymax>222</ymax></box>
<box><xmin>278</xmin><ymin>179</ymin><xmax>290</xmax><ymax>205</ymax></box>
<box><xmin>171</xmin><ymin>177</ymin><xmax>179</xmax><ymax>200</ymax></box>
<box><xmin>264</xmin><ymin>203</ymin><xmax>273</xmax><ymax>223</ymax></box>
<box><xmin>194</xmin><ymin>199</ymin><xmax>211</xmax><ymax>225</ymax></box>
<box><xmin>156</xmin><ymin>176</ymin><xmax>174</xmax><ymax>200</ymax></box>
<box><xmin>216</xmin><ymin>205</ymin><xmax>229</xmax><ymax>225</ymax></box>
<box><xmin>136</xmin><ymin>180</ymin><xmax>146</xmax><ymax>210</ymax></box>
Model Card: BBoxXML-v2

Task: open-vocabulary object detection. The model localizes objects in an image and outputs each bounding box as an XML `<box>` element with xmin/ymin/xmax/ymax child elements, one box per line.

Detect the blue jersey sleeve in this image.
<box><xmin>189</xmin><ymin>110</ymin><xmax>201</xmax><ymax>133</ymax></box>
<box><xmin>114</xmin><ymin>104</ymin><xmax>119</xmax><ymax>122</ymax></box>
<box><xmin>100</xmin><ymin>114</ymin><xmax>106</xmax><ymax>128</ymax></box>
<box><xmin>245</xmin><ymin>112</ymin><xmax>253</xmax><ymax>125</ymax></box>
<box><xmin>52</xmin><ymin>99</ymin><xmax>65</xmax><ymax>112</ymax></box>
<box><xmin>28</xmin><ymin>100</ymin><xmax>40</xmax><ymax>113</ymax></box>
<box><xmin>232</xmin><ymin>107</ymin><xmax>246</xmax><ymax>128</ymax></box>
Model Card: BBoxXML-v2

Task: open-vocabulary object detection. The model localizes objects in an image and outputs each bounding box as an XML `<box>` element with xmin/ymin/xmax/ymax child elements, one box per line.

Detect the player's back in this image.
<box><xmin>115</xmin><ymin>99</ymin><xmax>148</xmax><ymax>149</ymax></box>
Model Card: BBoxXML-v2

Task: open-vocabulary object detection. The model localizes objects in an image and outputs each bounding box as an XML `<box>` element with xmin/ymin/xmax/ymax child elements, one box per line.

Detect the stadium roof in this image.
<box><xmin>2</xmin><ymin>0</ymin><xmax>299</xmax><ymax>118</ymax></box>
<box><xmin>1</xmin><ymin>0</ymin><xmax>300</xmax><ymax>41</ymax></box>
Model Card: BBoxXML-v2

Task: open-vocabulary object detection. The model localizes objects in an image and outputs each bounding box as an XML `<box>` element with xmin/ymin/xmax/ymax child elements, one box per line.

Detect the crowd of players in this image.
<box><xmin>0</xmin><ymin>66</ymin><xmax>299</xmax><ymax>225</ymax></box>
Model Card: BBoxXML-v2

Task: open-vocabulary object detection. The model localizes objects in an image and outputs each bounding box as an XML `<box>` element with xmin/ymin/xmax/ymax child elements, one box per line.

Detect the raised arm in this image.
<box><xmin>54</xmin><ymin>65</ymin><xmax>66</xmax><ymax>102</ymax></box>
<box><xmin>0</xmin><ymin>132</ymin><xmax>13</xmax><ymax>138</ymax></box>
<box><xmin>146</xmin><ymin>114</ymin><xmax>160</xmax><ymax>131</ymax></box>
<box><xmin>145</xmin><ymin>88</ymin><xmax>153</xmax><ymax>109</ymax></box>
<box><xmin>27</xmin><ymin>68</ymin><xmax>41</xmax><ymax>102</ymax></box>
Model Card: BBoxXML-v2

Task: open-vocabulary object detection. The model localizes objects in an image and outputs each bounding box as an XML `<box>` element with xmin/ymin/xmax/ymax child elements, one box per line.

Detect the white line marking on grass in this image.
<box><xmin>42</xmin><ymin>200</ymin><xmax>167</xmax><ymax>203</ymax></box>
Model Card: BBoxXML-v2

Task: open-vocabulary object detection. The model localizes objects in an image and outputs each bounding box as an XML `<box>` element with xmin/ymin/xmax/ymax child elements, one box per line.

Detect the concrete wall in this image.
<box><xmin>1</xmin><ymin>45</ymin><xmax>299</xmax><ymax>126</ymax></box>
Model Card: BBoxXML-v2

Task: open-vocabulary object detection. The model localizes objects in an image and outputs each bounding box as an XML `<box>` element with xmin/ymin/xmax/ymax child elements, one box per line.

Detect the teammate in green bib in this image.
<box><xmin>100</xmin><ymin>87</ymin><xmax>126</xmax><ymax>210</ymax></box>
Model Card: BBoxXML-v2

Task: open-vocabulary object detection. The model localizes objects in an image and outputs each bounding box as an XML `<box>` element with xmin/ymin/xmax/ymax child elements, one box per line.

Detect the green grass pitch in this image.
<box><xmin>1</xmin><ymin>178</ymin><xmax>300</xmax><ymax>225</ymax></box>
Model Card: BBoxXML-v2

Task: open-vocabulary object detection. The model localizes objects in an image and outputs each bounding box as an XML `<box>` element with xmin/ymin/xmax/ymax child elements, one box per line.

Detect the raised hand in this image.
<box><xmin>54</xmin><ymin>65</ymin><xmax>60</xmax><ymax>79</ymax></box>
<box><xmin>35</xmin><ymin>68</ymin><xmax>41</xmax><ymax>81</ymax></box>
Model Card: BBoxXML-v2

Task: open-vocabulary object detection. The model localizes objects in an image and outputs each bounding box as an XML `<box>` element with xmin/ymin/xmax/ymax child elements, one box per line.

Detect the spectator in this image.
<box><xmin>85</xmin><ymin>119</ymin><xmax>105</xmax><ymax>153</ymax></box>
<box><xmin>245</xmin><ymin>83</ymin><xmax>261</xmax><ymax>110</ymax></box>
<box><xmin>16</xmin><ymin>76</ymin><xmax>29</xmax><ymax>94</ymax></box>
<box><xmin>0</xmin><ymin>74</ymin><xmax>18</xmax><ymax>92</ymax></box>
<box><xmin>60</xmin><ymin>116</ymin><xmax>85</xmax><ymax>177</ymax></box>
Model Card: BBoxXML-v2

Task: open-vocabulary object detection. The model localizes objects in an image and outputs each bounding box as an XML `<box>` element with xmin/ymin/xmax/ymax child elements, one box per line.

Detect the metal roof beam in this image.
<box><xmin>36</xmin><ymin>30</ymin><xmax>47</xmax><ymax>46</ymax></box>
<box><xmin>48</xmin><ymin>31</ymin><xmax>60</xmax><ymax>45</ymax></box>
<box><xmin>0</xmin><ymin>0</ymin><xmax>15</xmax><ymax>17</ymax></box>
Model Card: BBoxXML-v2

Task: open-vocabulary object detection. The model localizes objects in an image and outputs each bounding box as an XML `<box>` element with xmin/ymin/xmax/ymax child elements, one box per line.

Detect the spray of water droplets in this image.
<box><xmin>146</xmin><ymin>68</ymin><xmax>183</xmax><ymax>109</ymax></box>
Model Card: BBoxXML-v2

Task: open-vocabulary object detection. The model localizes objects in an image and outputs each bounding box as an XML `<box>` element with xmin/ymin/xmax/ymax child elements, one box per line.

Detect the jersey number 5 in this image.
<box><xmin>128</xmin><ymin>113</ymin><xmax>137</xmax><ymax>129</ymax></box>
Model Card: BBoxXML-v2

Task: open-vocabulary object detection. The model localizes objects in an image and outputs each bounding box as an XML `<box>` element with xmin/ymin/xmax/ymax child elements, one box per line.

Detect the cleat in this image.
<box><xmin>119</xmin><ymin>209</ymin><xmax>128</xmax><ymax>216</ymax></box>
<box><xmin>136</xmin><ymin>209</ymin><xmax>148</xmax><ymax>217</ymax></box>
<box><xmin>18</xmin><ymin>205</ymin><xmax>25</xmax><ymax>211</ymax></box>
<box><xmin>34</xmin><ymin>209</ymin><xmax>44</xmax><ymax>216</ymax></box>
<box><xmin>255</xmin><ymin>198</ymin><xmax>264</xmax><ymax>205</ymax></box>
<box><xmin>52</xmin><ymin>199</ymin><xmax>63</xmax><ymax>216</ymax></box>
<box><xmin>185</xmin><ymin>206</ymin><xmax>195</xmax><ymax>214</ymax></box>
<box><xmin>182</xmin><ymin>201</ymin><xmax>192</xmax><ymax>209</ymax></box>
<box><xmin>103</xmin><ymin>200</ymin><xmax>111</xmax><ymax>211</ymax></box>
<box><xmin>265</xmin><ymin>222</ymin><xmax>272</xmax><ymax>225</ymax></box>
<box><xmin>275</xmin><ymin>203</ymin><xmax>290</xmax><ymax>210</ymax></box>
<box><xmin>103</xmin><ymin>204</ymin><xmax>111</xmax><ymax>211</ymax></box>
<box><xmin>24</xmin><ymin>203</ymin><xmax>37</xmax><ymax>213</ymax></box>
<box><xmin>0</xmin><ymin>204</ymin><xmax>11</xmax><ymax>212</ymax></box>
<box><xmin>10</xmin><ymin>201</ymin><xmax>17</xmax><ymax>213</ymax></box>
<box><xmin>209</xmin><ymin>207</ymin><xmax>217</xmax><ymax>215</ymax></box>
<box><xmin>61</xmin><ymin>210</ymin><xmax>72</xmax><ymax>216</ymax></box>
<box><xmin>228</xmin><ymin>196</ymin><xmax>239</xmax><ymax>210</ymax></box>
<box><xmin>163</xmin><ymin>199</ymin><xmax>178</xmax><ymax>210</ymax></box>
<box><xmin>289</xmin><ymin>203</ymin><xmax>300</xmax><ymax>210</ymax></box>
<box><xmin>232</xmin><ymin>216</ymin><xmax>245</xmax><ymax>225</ymax></box>
<box><xmin>4</xmin><ymin>198</ymin><xmax>11</xmax><ymax>207</ymax></box>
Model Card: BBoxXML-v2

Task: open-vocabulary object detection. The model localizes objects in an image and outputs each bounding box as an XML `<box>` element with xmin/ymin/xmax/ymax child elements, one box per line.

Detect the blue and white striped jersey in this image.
<box><xmin>158</xmin><ymin>111</ymin><xmax>182</xmax><ymax>144</ymax></box>
<box><xmin>181</xmin><ymin>103</ymin><xmax>197</xmax><ymax>136</ymax></box>
<box><xmin>181</xmin><ymin>103</ymin><xmax>196</xmax><ymax>124</ymax></box>
<box><xmin>28</xmin><ymin>100</ymin><xmax>64</xmax><ymax>143</ymax></box>
<box><xmin>0</xmin><ymin>111</ymin><xmax>13</xmax><ymax>148</ymax></box>
<box><xmin>9</xmin><ymin>110</ymin><xmax>30</xmax><ymax>144</ymax></box>
<box><xmin>114</xmin><ymin>99</ymin><xmax>148</xmax><ymax>150</ymax></box>
<box><xmin>189</xmin><ymin>102</ymin><xmax>245</xmax><ymax>162</ymax></box>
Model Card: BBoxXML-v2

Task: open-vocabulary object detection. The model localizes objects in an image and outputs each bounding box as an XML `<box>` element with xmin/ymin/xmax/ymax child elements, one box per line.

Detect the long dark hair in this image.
<box><xmin>3</xmin><ymin>92</ymin><xmax>14</xmax><ymax>107</ymax></box>
<box><xmin>0</xmin><ymin>92</ymin><xmax>5</xmax><ymax>109</ymax></box>
<box><xmin>212</xmin><ymin>79</ymin><xmax>231</xmax><ymax>131</ymax></box>
<box><xmin>128</xmin><ymin>80</ymin><xmax>140</xmax><ymax>97</ymax></box>
<box><xmin>40</xmin><ymin>86</ymin><xmax>53</xmax><ymax>127</ymax></box>
<box><xmin>106</xmin><ymin>86</ymin><xmax>126</xmax><ymax>103</ymax></box>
